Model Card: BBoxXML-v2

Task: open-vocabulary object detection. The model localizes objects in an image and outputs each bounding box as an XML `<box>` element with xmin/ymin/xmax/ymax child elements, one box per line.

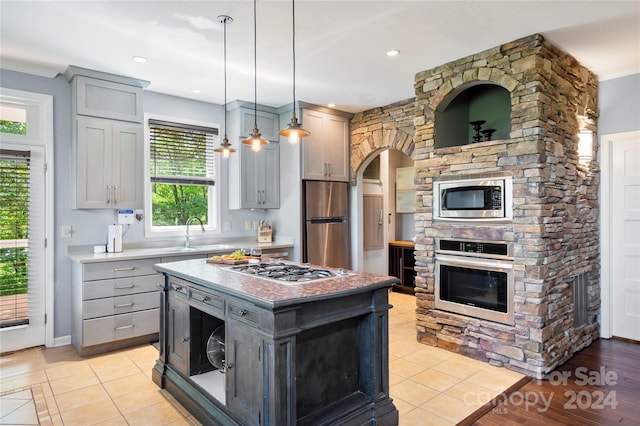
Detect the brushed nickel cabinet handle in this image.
<box><xmin>106</xmin><ymin>185</ymin><xmax>111</xmax><ymax>203</ymax></box>
<box><xmin>114</xmin><ymin>302</ymin><xmax>134</xmax><ymax>308</ymax></box>
<box><xmin>114</xmin><ymin>267</ymin><xmax>135</xmax><ymax>272</ymax></box>
<box><xmin>115</xmin><ymin>324</ymin><xmax>134</xmax><ymax>330</ymax></box>
<box><xmin>114</xmin><ymin>284</ymin><xmax>135</xmax><ymax>289</ymax></box>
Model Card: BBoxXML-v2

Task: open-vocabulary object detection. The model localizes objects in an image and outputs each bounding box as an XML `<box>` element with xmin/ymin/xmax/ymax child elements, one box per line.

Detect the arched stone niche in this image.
<box><xmin>435</xmin><ymin>82</ymin><xmax>511</xmax><ymax>149</ymax></box>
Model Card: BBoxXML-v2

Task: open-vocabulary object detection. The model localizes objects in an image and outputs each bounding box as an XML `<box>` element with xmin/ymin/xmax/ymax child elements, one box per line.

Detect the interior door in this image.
<box><xmin>611</xmin><ymin>132</ymin><xmax>640</xmax><ymax>341</ymax></box>
<box><xmin>0</xmin><ymin>144</ymin><xmax>46</xmax><ymax>351</ymax></box>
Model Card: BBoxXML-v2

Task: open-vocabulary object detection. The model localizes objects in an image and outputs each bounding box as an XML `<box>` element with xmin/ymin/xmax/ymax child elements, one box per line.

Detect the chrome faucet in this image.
<box><xmin>185</xmin><ymin>217</ymin><xmax>205</xmax><ymax>248</ymax></box>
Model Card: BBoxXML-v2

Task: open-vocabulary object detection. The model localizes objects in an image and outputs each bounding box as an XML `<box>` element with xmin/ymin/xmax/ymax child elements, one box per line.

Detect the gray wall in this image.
<box><xmin>0</xmin><ymin>69</ymin><xmax>268</xmax><ymax>339</ymax></box>
<box><xmin>598</xmin><ymin>73</ymin><xmax>640</xmax><ymax>135</ymax></box>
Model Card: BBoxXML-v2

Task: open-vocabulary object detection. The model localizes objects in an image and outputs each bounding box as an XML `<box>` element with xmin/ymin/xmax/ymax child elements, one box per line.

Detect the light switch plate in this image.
<box><xmin>61</xmin><ymin>225</ymin><xmax>73</xmax><ymax>238</ymax></box>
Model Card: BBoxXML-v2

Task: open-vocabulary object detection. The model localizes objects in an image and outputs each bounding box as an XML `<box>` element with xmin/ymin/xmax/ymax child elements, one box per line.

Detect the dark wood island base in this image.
<box><xmin>152</xmin><ymin>259</ymin><xmax>399</xmax><ymax>426</ymax></box>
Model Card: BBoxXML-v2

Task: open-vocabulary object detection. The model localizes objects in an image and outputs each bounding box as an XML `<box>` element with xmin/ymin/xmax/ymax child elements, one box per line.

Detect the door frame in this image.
<box><xmin>0</xmin><ymin>88</ymin><xmax>54</xmax><ymax>349</ymax></box>
<box><xmin>600</xmin><ymin>130</ymin><xmax>640</xmax><ymax>339</ymax></box>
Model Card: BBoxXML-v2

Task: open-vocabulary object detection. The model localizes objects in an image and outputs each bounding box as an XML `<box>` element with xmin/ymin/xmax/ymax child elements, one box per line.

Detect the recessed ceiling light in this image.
<box><xmin>328</xmin><ymin>103</ymin><xmax>336</xmax><ymax>108</ymax></box>
<box><xmin>192</xmin><ymin>89</ymin><xmax>201</xmax><ymax>94</ymax></box>
<box><xmin>132</xmin><ymin>56</ymin><xmax>147</xmax><ymax>63</ymax></box>
<box><xmin>386</xmin><ymin>49</ymin><xmax>400</xmax><ymax>57</ymax></box>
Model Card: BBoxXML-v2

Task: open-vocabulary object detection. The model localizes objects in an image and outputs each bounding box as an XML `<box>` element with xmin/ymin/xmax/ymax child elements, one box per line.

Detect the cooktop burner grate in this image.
<box><xmin>228</xmin><ymin>262</ymin><xmax>340</xmax><ymax>282</ymax></box>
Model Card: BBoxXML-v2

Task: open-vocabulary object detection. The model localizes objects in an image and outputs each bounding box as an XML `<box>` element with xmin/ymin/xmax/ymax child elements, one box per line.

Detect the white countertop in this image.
<box><xmin>68</xmin><ymin>240</ymin><xmax>294</xmax><ymax>264</ymax></box>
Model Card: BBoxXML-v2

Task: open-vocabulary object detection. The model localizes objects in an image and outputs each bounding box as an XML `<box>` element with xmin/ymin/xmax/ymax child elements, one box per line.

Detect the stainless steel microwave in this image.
<box><xmin>433</xmin><ymin>176</ymin><xmax>513</xmax><ymax>220</ymax></box>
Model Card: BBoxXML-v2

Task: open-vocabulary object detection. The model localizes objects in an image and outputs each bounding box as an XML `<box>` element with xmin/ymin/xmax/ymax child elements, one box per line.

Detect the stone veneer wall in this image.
<box><xmin>347</xmin><ymin>34</ymin><xmax>600</xmax><ymax>379</ymax></box>
<box><xmin>412</xmin><ymin>34</ymin><xmax>600</xmax><ymax>379</ymax></box>
<box><xmin>351</xmin><ymin>98</ymin><xmax>416</xmax><ymax>179</ymax></box>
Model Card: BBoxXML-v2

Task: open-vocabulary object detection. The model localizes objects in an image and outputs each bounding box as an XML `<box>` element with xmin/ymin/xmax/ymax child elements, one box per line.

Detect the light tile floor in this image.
<box><xmin>0</xmin><ymin>291</ymin><xmax>524</xmax><ymax>425</ymax></box>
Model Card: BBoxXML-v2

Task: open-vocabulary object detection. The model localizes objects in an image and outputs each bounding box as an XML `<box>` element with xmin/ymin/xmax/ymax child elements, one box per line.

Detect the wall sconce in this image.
<box><xmin>578</xmin><ymin>128</ymin><xmax>593</xmax><ymax>164</ymax></box>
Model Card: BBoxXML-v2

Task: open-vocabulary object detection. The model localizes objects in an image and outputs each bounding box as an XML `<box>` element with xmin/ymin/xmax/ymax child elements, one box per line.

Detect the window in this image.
<box><xmin>145</xmin><ymin>116</ymin><xmax>220</xmax><ymax>237</ymax></box>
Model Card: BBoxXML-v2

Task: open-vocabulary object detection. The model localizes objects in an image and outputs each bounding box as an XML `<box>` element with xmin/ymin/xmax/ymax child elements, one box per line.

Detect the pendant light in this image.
<box><xmin>279</xmin><ymin>0</ymin><xmax>310</xmax><ymax>144</ymax></box>
<box><xmin>243</xmin><ymin>0</ymin><xmax>269</xmax><ymax>152</ymax></box>
<box><xmin>214</xmin><ymin>15</ymin><xmax>235</xmax><ymax>158</ymax></box>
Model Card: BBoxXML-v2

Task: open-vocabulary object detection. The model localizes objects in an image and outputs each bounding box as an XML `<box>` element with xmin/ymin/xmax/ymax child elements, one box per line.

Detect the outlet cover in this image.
<box><xmin>223</xmin><ymin>221</ymin><xmax>232</xmax><ymax>232</ymax></box>
<box><xmin>245</xmin><ymin>221</ymin><xmax>252</xmax><ymax>231</ymax></box>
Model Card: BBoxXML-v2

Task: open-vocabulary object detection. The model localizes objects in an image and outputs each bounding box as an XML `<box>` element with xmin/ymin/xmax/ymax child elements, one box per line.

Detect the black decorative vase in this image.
<box><xmin>481</xmin><ymin>129</ymin><xmax>496</xmax><ymax>141</ymax></box>
<box><xmin>470</xmin><ymin>120</ymin><xmax>486</xmax><ymax>143</ymax></box>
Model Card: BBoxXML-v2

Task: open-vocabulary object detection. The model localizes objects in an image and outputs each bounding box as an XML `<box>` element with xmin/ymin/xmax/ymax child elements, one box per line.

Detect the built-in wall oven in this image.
<box><xmin>435</xmin><ymin>239</ymin><xmax>514</xmax><ymax>325</ymax></box>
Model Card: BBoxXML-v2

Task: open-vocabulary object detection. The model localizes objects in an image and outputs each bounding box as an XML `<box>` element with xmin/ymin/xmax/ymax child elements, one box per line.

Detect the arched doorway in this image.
<box><xmin>351</xmin><ymin>149</ymin><xmax>414</xmax><ymax>274</ymax></box>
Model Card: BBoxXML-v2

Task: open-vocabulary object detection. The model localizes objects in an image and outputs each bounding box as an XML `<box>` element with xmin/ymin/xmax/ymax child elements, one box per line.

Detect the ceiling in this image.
<box><xmin>1</xmin><ymin>1</ymin><xmax>638</xmax><ymax>114</ymax></box>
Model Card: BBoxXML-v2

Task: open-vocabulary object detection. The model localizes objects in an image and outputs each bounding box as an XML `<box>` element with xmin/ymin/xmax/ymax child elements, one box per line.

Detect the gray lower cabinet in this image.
<box><xmin>71</xmin><ymin>257</ymin><xmax>162</xmax><ymax>356</ymax></box>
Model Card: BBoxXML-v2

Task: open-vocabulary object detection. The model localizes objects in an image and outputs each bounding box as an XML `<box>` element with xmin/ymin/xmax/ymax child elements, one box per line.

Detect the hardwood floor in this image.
<box><xmin>469</xmin><ymin>338</ymin><xmax>640</xmax><ymax>425</ymax></box>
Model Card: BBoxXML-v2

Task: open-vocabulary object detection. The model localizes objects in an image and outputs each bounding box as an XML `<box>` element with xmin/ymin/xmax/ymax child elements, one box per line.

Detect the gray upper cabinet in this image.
<box><xmin>74</xmin><ymin>76</ymin><xmax>144</xmax><ymax>123</ymax></box>
<box><xmin>301</xmin><ymin>108</ymin><xmax>350</xmax><ymax>182</ymax></box>
<box><xmin>75</xmin><ymin>117</ymin><xmax>142</xmax><ymax>209</ymax></box>
<box><xmin>227</xmin><ymin>102</ymin><xmax>280</xmax><ymax>210</ymax></box>
<box><xmin>65</xmin><ymin>66</ymin><xmax>148</xmax><ymax>209</ymax></box>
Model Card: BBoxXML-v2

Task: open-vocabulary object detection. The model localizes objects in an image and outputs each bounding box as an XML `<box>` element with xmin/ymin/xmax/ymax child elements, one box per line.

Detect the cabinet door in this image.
<box><xmin>226</xmin><ymin>319</ymin><xmax>263</xmax><ymax>426</ymax></box>
<box><xmin>261</xmin><ymin>143</ymin><xmax>280</xmax><ymax>208</ymax></box>
<box><xmin>363</xmin><ymin>194</ymin><xmax>383</xmax><ymax>249</ymax></box>
<box><xmin>75</xmin><ymin>76</ymin><xmax>143</xmax><ymax>123</ymax></box>
<box><xmin>239</xmin><ymin>143</ymin><xmax>280</xmax><ymax>209</ymax></box>
<box><xmin>76</xmin><ymin>117</ymin><xmax>113</xmax><ymax>208</ymax></box>
<box><xmin>324</xmin><ymin>114</ymin><xmax>350</xmax><ymax>182</ymax></box>
<box><xmin>112</xmin><ymin>123</ymin><xmax>143</xmax><ymax>208</ymax></box>
<box><xmin>239</xmin><ymin>107</ymin><xmax>279</xmax><ymax>141</ymax></box>
<box><xmin>167</xmin><ymin>291</ymin><xmax>190</xmax><ymax>377</ymax></box>
<box><xmin>302</xmin><ymin>109</ymin><xmax>350</xmax><ymax>182</ymax></box>
<box><xmin>240</xmin><ymin>144</ymin><xmax>261</xmax><ymax>208</ymax></box>
<box><xmin>301</xmin><ymin>109</ymin><xmax>327</xmax><ymax>180</ymax></box>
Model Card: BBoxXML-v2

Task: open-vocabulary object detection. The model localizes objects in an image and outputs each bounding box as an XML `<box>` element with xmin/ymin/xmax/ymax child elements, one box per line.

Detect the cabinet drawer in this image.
<box><xmin>83</xmin><ymin>292</ymin><xmax>160</xmax><ymax>319</ymax></box>
<box><xmin>82</xmin><ymin>308</ymin><xmax>159</xmax><ymax>346</ymax></box>
<box><xmin>83</xmin><ymin>258</ymin><xmax>161</xmax><ymax>281</ymax></box>
<box><xmin>190</xmin><ymin>287</ymin><xmax>224</xmax><ymax>316</ymax></box>
<box><xmin>75</xmin><ymin>76</ymin><xmax>144</xmax><ymax>123</ymax></box>
<box><xmin>227</xmin><ymin>302</ymin><xmax>262</xmax><ymax>328</ymax></box>
<box><xmin>83</xmin><ymin>274</ymin><xmax>161</xmax><ymax>300</ymax></box>
<box><xmin>168</xmin><ymin>277</ymin><xmax>189</xmax><ymax>297</ymax></box>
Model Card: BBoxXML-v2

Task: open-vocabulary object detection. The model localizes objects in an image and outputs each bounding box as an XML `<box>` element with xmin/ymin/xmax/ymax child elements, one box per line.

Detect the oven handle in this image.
<box><xmin>435</xmin><ymin>253</ymin><xmax>513</xmax><ymax>270</ymax></box>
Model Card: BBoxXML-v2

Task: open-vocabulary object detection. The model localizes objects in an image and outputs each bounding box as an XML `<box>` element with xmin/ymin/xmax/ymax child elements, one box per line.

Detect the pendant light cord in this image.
<box><xmin>292</xmin><ymin>0</ymin><xmax>296</xmax><ymax>107</ymax></box>
<box><xmin>253</xmin><ymin>0</ymin><xmax>258</xmax><ymax>131</ymax></box>
<box><xmin>223</xmin><ymin>17</ymin><xmax>228</xmax><ymax>142</ymax></box>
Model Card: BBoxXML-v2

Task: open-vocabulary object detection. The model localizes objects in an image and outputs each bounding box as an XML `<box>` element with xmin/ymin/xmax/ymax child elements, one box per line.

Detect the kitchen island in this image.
<box><xmin>152</xmin><ymin>259</ymin><xmax>399</xmax><ymax>426</ymax></box>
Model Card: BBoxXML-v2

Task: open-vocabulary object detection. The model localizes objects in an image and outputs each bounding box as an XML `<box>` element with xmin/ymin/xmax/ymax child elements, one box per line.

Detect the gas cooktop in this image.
<box><xmin>228</xmin><ymin>262</ymin><xmax>348</xmax><ymax>283</ymax></box>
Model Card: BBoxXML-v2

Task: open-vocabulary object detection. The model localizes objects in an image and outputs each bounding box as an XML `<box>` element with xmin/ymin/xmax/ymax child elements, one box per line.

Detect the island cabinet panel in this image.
<box><xmin>153</xmin><ymin>259</ymin><xmax>399</xmax><ymax>426</ymax></box>
<box><xmin>226</xmin><ymin>319</ymin><xmax>264</xmax><ymax>426</ymax></box>
<box><xmin>167</xmin><ymin>280</ymin><xmax>190</xmax><ymax>377</ymax></box>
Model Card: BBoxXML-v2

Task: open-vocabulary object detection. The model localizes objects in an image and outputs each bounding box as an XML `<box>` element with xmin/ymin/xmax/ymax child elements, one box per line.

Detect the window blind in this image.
<box><xmin>0</xmin><ymin>149</ymin><xmax>31</xmax><ymax>328</ymax></box>
<box><xmin>149</xmin><ymin>119</ymin><xmax>217</xmax><ymax>186</ymax></box>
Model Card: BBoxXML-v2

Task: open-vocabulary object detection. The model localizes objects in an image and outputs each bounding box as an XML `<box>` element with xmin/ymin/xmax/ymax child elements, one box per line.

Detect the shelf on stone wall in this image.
<box><xmin>435</xmin><ymin>83</ymin><xmax>511</xmax><ymax>149</ymax></box>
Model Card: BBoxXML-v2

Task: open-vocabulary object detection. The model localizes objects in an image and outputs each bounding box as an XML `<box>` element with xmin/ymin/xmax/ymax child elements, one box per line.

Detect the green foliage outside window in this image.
<box><xmin>0</xmin><ymin>120</ymin><xmax>27</xmax><ymax>135</ymax></box>
<box><xmin>152</xmin><ymin>183</ymin><xmax>208</xmax><ymax>226</ymax></box>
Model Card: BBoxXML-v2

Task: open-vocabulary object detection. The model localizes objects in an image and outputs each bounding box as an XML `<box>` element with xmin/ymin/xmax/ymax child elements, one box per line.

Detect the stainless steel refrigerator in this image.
<box><xmin>303</xmin><ymin>180</ymin><xmax>350</xmax><ymax>269</ymax></box>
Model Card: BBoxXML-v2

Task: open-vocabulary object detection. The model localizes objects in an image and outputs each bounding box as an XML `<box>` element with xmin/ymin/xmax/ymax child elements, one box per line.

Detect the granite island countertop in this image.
<box><xmin>154</xmin><ymin>258</ymin><xmax>399</xmax><ymax>309</ymax></box>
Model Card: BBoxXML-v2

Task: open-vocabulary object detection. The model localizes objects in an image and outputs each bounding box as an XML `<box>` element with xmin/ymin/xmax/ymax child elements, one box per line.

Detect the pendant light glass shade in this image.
<box><xmin>214</xmin><ymin>15</ymin><xmax>236</xmax><ymax>158</ymax></box>
<box><xmin>243</xmin><ymin>0</ymin><xmax>268</xmax><ymax>151</ymax></box>
<box><xmin>279</xmin><ymin>0</ymin><xmax>310</xmax><ymax>144</ymax></box>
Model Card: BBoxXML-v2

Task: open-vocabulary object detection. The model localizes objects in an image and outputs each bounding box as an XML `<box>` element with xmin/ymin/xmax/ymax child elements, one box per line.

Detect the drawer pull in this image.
<box><xmin>173</xmin><ymin>285</ymin><xmax>183</xmax><ymax>291</ymax></box>
<box><xmin>225</xmin><ymin>362</ymin><xmax>233</xmax><ymax>369</ymax></box>
<box><xmin>114</xmin><ymin>284</ymin><xmax>135</xmax><ymax>289</ymax></box>
<box><xmin>115</xmin><ymin>324</ymin><xmax>134</xmax><ymax>330</ymax></box>
<box><xmin>238</xmin><ymin>309</ymin><xmax>247</xmax><ymax>317</ymax></box>
<box><xmin>114</xmin><ymin>267</ymin><xmax>135</xmax><ymax>272</ymax></box>
<box><xmin>201</xmin><ymin>296</ymin><xmax>210</xmax><ymax>302</ymax></box>
<box><xmin>182</xmin><ymin>336</ymin><xmax>190</xmax><ymax>342</ymax></box>
<box><xmin>114</xmin><ymin>302</ymin><xmax>135</xmax><ymax>308</ymax></box>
